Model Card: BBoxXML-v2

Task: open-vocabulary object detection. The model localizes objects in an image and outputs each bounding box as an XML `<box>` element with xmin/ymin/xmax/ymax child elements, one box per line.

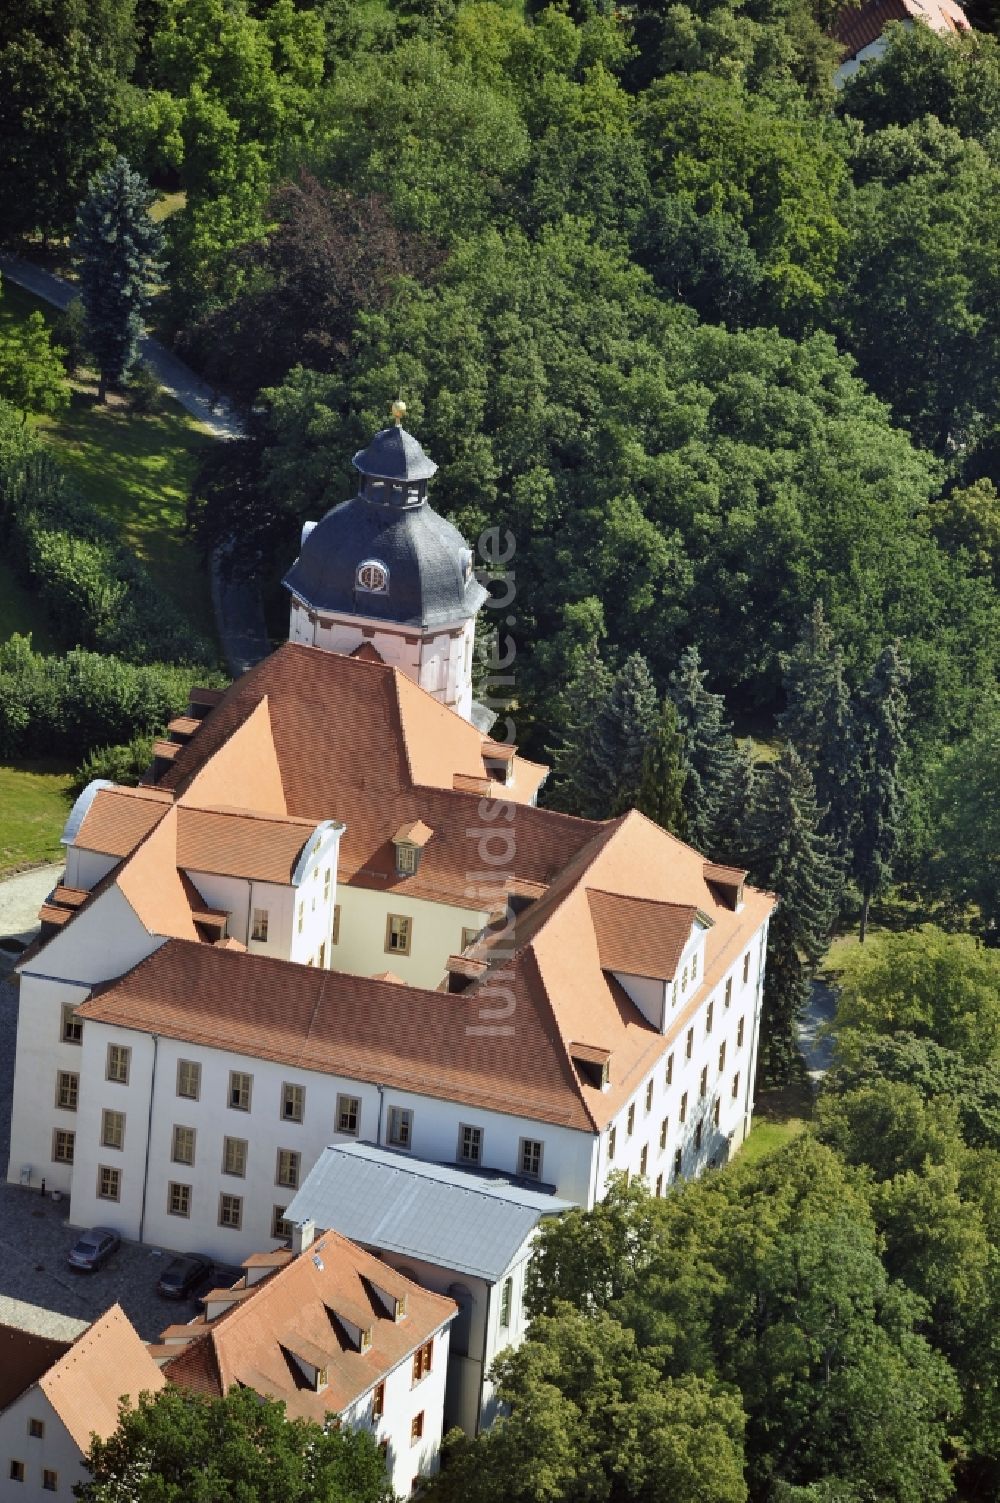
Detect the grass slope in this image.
<box><xmin>0</xmin><ymin>762</ymin><xmax>74</xmax><ymax>876</ymax></box>
<box><xmin>0</xmin><ymin>281</ymin><xmax>217</xmax><ymax>649</ymax></box>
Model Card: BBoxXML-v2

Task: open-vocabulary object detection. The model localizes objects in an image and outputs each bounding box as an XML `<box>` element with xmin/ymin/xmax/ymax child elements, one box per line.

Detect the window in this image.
<box><xmin>410</xmin><ymin>1412</ymin><xmax>425</xmax><ymax>1444</ymax></box>
<box><xmin>706</xmin><ymin>1000</ymin><xmax>714</xmax><ymax>1034</ymax></box>
<box><xmin>297</xmin><ymin>904</ymin><xmax>303</xmax><ymax>935</ymax></box>
<box><xmin>458</xmin><ymin>1124</ymin><xmax>482</xmax><ymax>1165</ymax></box>
<box><xmin>55</xmin><ymin>1070</ymin><xmax>78</xmax><ymax>1111</ymax></box>
<box><xmin>282</xmin><ymin>1082</ymin><xmax>305</xmax><ymax>1123</ymax></box>
<box><xmin>461</xmin><ymin>926</ymin><xmax>480</xmax><ymax>951</ymax></box>
<box><xmin>700</xmin><ymin>1066</ymin><xmax>708</xmax><ymax>1099</ymax></box>
<box><xmin>500</xmin><ymin>1277</ymin><xmax>512</xmax><ymax>1329</ymax></box>
<box><xmin>372</xmin><ymin>1382</ymin><xmax>385</xmax><ymax>1421</ymax></box>
<box><xmin>660</xmin><ymin>1116</ymin><xmax>669</xmax><ymax>1150</ymax></box>
<box><xmin>332</xmin><ymin>904</ymin><xmax>341</xmax><ymax>944</ymax></box>
<box><xmin>101</xmin><ymin>1109</ymin><xmax>125</xmax><ymax>1151</ymax></box>
<box><xmin>337</xmin><ymin>1094</ymin><xmax>360</xmax><ymax>1135</ymax></box>
<box><xmin>385</xmin><ymin>914</ymin><xmax>412</xmax><ymax>955</ymax></box>
<box><xmin>10</xmin><ymin>1460</ymin><xmax>24</xmax><ymax>1482</ymax></box>
<box><xmin>682</xmin><ymin>964</ymin><xmax>688</xmax><ymax>993</ymax></box>
<box><xmin>743</xmin><ymin>952</ymin><xmax>750</xmax><ymax>984</ymax></box>
<box><xmin>168</xmin><ymin>1182</ymin><xmax>191</xmax><ymax>1218</ymax></box>
<box><xmin>645</xmin><ymin>1080</ymin><xmax>654</xmax><ymax>1113</ymax></box>
<box><xmin>685</xmin><ymin>1027</ymin><xmax>694</xmax><ymax>1060</ymax></box>
<box><xmin>52</xmin><ymin>1129</ymin><xmax>74</xmax><ymax>1165</ymax></box>
<box><xmin>665</xmin><ymin>1053</ymin><xmax>674</xmax><ymax>1087</ymax></box>
<box><xmin>695</xmin><ymin>1121</ymin><xmax>703</xmax><ymax>1150</ymax></box>
<box><xmin>719</xmin><ymin>1042</ymin><xmax>727</xmax><ymax>1073</ymax></box>
<box><xmin>228</xmin><ymin>1071</ymin><xmax>252</xmax><ymax>1111</ymax></box>
<box><xmin>396</xmin><ymin>843</ymin><xmax>417</xmax><ymax>876</ymax></box>
<box><xmin>106</xmin><ymin>1044</ymin><xmax>130</xmax><ymax>1084</ymax></box>
<box><xmin>323</xmin><ymin>867</ymin><xmax>332</xmax><ymax>901</ymax></box>
<box><xmin>276</xmin><ymin>1149</ymin><xmax>300</xmax><ymax>1189</ymax></box>
<box><xmin>317</xmin><ymin>942</ymin><xmax>325</xmax><ymax>968</ymax></box>
<box><xmin>172</xmin><ymin>1125</ymin><xmax>195</xmax><ymax>1166</ymax></box>
<box><xmin>97</xmin><ymin>1165</ymin><xmax>121</xmax><ymax>1201</ymax></box>
<box><xmin>272</xmin><ymin>1205</ymin><xmax>292</xmax><ymax>1240</ymax></box>
<box><xmin>219</xmin><ymin>1193</ymin><xmax>243</xmax><ymax>1229</ymax></box>
<box><xmin>177</xmin><ymin>1059</ymin><xmax>201</xmax><ymax>1099</ymax></box>
<box><xmin>607</xmin><ymin>1126</ymin><xmax>616</xmax><ymax>1162</ymax></box>
<box><xmin>724</xmin><ymin>977</ymin><xmax>732</xmax><ymax>1008</ymax></box>
<box><xmin>655</xmin><ymin>1173</ymin><xmax>663</xmax><ymax>1197</ymax></box>
<box><xmin>679</xmin><ymin>1092</ymin><xmax>688</xmax><ymax>1124</ymax></box>
<box><xmin>737</xmin><ymin>1016</ymin><xmax>746</xmax><ymax>1049</ymax></box>
<box><xmin>732</xmin><ymin>1071</ymin><xmax>740</xmax><ymax>1099</ymax></box>
<box><xmin>520</xmin><ymin>1138</ymin><xmax>543</xmax><ymax>1178</ymax></box>
<box><xmin>28</xmin><ymin>1419</ymin><xmax>44</xmax><ymax>1440</ymax></box>
<box><xmin>626</xmin><ymin>1102</ymin><xmax>635</xmax><ymax>1136</ymax></box>
<box><xmin>388</xmin><ymin>1106</ymin><xmax>413</xmax><ymax>1148</ymax></box>
<box><xmin>673</xmin><ymin>1148</ymin><xmax>683</xmax><ymax>1178</ymax></box>
<box><xmin>43</xmin><ymin>1471</ymin><xmax>58</xmax><ymax>1492</ymax></box>
<box><xmin>691</xmin><ymin>950</ymin><xmax>698</xmax><ymax>980</ymax></box>
<box><xmin>412</xmin><ymin>1340</ymin><xmax>434</xmax><ymax>1383</ymax></box>
<box><xmin>713</xmin><ymin>1098</ymin><xmax>721</xmax><ymax>1127</ymax></box>
<box><xmin>61</xmin><ymin>1002</ymin><xmax>82</xmax><ymax>1045</ymax></box>
<box><xmin>639</xmin><ymin>1144</ymin><xmax>648</xmax><ymax>1177</ymax></box>
<box><xmin>223</xmin><ymin>1136</ymin><xmax>248</xmax><ymax>1177</ymax></box>
<box><xmin>672</xmin><ymin>980</ymin><xmax>678</xmax><ymax>1007</ymax></box>
<box><xmin>357</xmin><ymin>560</ymin><xmax>389</xmax><ymax>593</ymax></box>
<box><xmin>251</xmin><ymin>908</ymin><xmax>269</xmax><ymax>942</ymax></box>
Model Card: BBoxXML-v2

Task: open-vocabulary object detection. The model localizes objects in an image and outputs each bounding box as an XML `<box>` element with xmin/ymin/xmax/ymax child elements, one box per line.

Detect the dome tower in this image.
<box><xmin>283</xmin><ymin>404</ymin><xmax>488</xmax><ymax>721</ymax></box>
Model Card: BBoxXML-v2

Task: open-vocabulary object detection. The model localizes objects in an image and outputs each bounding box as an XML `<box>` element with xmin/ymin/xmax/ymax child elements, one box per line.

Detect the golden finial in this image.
<box><xmin>391</xmin><ymin>399</ymin><xmax>407</xmax><ymax>425</ymax></box>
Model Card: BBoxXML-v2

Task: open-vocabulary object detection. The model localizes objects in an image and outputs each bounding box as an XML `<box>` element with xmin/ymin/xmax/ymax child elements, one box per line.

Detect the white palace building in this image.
<box><xmin>6</xmin><ymin>412</ymin><xmax>774</xmax><ymax>1431</ymax></box>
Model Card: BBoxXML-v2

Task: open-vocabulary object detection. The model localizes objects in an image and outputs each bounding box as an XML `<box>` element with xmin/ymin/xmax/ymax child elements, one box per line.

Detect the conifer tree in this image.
<box><xmin>746</xmin><ymin>745</ymin><xmax>840</xmax><ymax>1082</ymax></box>
<box><xmin>779</xmin><ymin>602</ymin><xmax>861</xmax><ymax>865</ymax></box>
<box><xmin>667</xmin><ymin>644</ymin><xmax>742</xmax><ymax>858</ymax></box>
<box><xmin>74</xmin><ymin>155</ymin><xmax>163</xmax><ymax>401</ymax></box>
<box><xmin>546</xmin><ymin>643</ymin><xmax>613</xmax><ymax>817</ymax></box>
<box><xmin>635</xmin><ymin>696</ymin><xmax>688</xmax><ymax>837</ymax></box>
<box><xmin>547</xmin><ymin>651</ymin><xmax>658</xmax><ymax>819</ymax></box>
<box><xmin>855</xmin><ymin>643</ymin><xmax>910</xmax><ymax>942</ymax></box>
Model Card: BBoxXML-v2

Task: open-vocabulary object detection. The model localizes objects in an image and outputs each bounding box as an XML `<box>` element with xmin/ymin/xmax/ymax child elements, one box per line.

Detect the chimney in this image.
<box><xmin>291</xmin><ymin>1219</ymin><xmax>316</xmax><ymax>1254</ymax></box>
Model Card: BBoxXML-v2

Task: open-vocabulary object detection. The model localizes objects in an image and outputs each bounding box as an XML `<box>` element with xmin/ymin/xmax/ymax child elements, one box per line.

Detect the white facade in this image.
<box><xmin>66</xmin><ymin>1025</ymin><xmax>598</xmax><ymax>1260</ymax></box>
<box><xmin>289</xmin><ymin>599</ymin><xmax>477</xmax><ymax>721</ymax></box>
<box><xmin>333</xmin><ymin>884</ymin><xmax>490</xmax><ymax>990</ymax></box>
<box><xmin>0</xmin><ymin>1387</ymin><xmax>90</xmax><ymax>1502</ymax></box>
<box><xmin>341</xmin><ymin>1317</ymin><xmax>452</xmax><ymax>1497</ymax></box>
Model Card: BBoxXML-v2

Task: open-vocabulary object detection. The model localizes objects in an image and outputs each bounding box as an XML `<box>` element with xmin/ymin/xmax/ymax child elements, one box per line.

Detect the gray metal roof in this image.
<box><xmin>353</xmin><ymin>424</ymin><xmax>438</xmax><ymax>481</ymax></box>
<box><xmin>284</xmin><ymin>1143</ymin><xmax>571</xmax><ymax>1282</ymax></box>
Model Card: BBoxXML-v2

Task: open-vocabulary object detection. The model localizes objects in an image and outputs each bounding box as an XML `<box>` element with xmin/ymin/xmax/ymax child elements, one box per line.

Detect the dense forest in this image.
<box><xmin>2</xmin><ymin>3</ymin><xmax>999</xmax><ymax>1496</ymax></box>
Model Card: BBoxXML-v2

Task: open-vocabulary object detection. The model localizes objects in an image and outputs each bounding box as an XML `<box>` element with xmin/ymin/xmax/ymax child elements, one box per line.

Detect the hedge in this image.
<box><xmin>0</xmin><ymin>399</ymin><xmax>214</xmax><ymax>667</ymax></box>
<box><xmin>0</xmin><ymin>634</ymin><xmax>223</xmax><ymax>761</ymax></box>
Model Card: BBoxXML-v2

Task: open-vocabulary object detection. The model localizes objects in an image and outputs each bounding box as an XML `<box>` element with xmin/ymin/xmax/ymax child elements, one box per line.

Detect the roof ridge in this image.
<box><xmin>517</xmin><ymin>947</ymin><xmax>599</xmax><ymax>1132</ymax></box>
<box><xmin>179</xmin><ymin>804</ymin><xmax>318</xmax><ymax>829</ymax></box>
<box><xmin>337</xmin><ymin>1143</ymin><xmax>565</xmax><ymax>1205</ymax></box>
<box><xmin>586</xmin><ymin>885</ymin><xmax>699</xmax><ymax>914</ymax></box>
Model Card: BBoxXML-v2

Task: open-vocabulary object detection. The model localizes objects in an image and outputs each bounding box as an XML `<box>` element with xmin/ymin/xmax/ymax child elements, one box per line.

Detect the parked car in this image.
<box><xmin>67</xmin><ymin>1227</ymin><xmax>120</xmax><ymax>1272</ymax></box>
<box><xmin>157</xmin><ymin>1254</ymin><xmax>213</xmax><ymax>1300</ymax></box>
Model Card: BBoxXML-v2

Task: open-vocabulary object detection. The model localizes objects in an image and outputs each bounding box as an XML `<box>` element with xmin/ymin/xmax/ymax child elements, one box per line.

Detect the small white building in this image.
<box><xmin>0</xmin><ymin>1303</ymin><xmax>164</xmax><ymax>1501</ymax></box>
<box><xmin>284</xmin><ymin>1141</ymin><xmax>573</xmax><ymax>1435</ymax></box>
<box><xmin>833</xmin><ymin>0</ymin><xmax>970</xmax><ymax>86</ymax></box>
<box><xmin>154</xmin><ymin>1229</ymin><xmax>456</xmax><ymax>1499</ymax></box>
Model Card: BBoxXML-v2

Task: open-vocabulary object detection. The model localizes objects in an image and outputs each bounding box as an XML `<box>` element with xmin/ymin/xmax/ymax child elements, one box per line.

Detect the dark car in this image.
<box><xmin>67</xmin><ymin>1227</ymin><xmax>120</xmax><ymax>1272</ymax></box>
<box><xmin>157</xmin><ymin>1254</ymin><xmax>213</xmax><ymax>1300</ymax></box>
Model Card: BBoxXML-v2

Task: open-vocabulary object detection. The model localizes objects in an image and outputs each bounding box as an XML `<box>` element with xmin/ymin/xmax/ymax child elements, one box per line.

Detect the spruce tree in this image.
<box><xmin>746</xmin><ymin>745</ymin><xmax>840</xmax><ymax>1083</ymax></box>
<box><xmin>667</xmin><ymin>644</ymin><xmax>742</xmax><ymax>858</ymax></box>
<box><xmin>546</xmin><ymin>643</ymin><xmax>613</xmax><ymax>817</ymax></box>
<box><xmin>74</xmin><ymin>155</ymin><xmax>163</xmax><ymax>401</ymax></box>
<box><xmin>635</xmin><ymin>696</ymin><xmax>688</xmax><ymax>837</ymax></box>
<box><xmin>779</xmin><ymin>602</ymin><xmax>861</xmax><ymax>865</ymax></box>
<box><xmin>547</xmin><ymin>651</ymin><xmax>658</xmax><ymax>819</ymax></box>
<box><xmin>854</xmin><ymin>643</ymin><xmax>910</xmax><ymax>943</ymax></box>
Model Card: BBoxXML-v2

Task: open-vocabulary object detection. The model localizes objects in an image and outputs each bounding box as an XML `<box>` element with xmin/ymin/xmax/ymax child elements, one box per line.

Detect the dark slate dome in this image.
<box><xmin>283</xmin><ymin>424</ymin><xmax>487</xmax><ymax>629</ymax></box>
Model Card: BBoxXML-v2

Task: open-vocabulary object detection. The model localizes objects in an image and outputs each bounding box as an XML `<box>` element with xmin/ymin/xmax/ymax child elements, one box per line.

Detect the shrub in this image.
<box><xmin>70</xmin><ymin>734</ymin><xmax>156</xmax><ymax>798</ymax></box>
<box><xmin>128</xmin><ymin>360</ymin><xmax>161</xmax><ymax>414</ymax></box>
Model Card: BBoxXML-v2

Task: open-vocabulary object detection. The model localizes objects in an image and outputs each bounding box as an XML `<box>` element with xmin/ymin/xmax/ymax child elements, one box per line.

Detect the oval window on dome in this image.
<box><xmin>356</xmin><ymin>560</ymin><xmax>389</xmax><ymax>594</ymax></box>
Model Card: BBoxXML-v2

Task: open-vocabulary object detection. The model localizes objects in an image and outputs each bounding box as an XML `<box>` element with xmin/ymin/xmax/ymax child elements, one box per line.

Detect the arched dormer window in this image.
<box><xmin>357</xmin><ymin>560</ymin><xmax>389</xmax><ymax>593</ymax></box>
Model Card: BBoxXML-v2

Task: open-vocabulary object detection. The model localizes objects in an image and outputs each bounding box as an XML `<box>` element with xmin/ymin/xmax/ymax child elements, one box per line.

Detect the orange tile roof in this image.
<box><xmin>587</xmin><ymin>889</ymin><xmax>705</xmax><ymax>981</ymax></box>
<box><xmin>179</xmin><ymin>697</ymin><xmax>287</xmax><ymax>815</ymax></box>
<box><xmin>39</xmin><ymin>1305</ymin><xmax>165</xmax><ymax>1451</ymax></box>
<box><xmin>0</xmin><ymin>1327</ymin><xmax>71</xmax><ymax>1408</ymax></box>
<box><xmin>116</xmin><ymin>807</ymin><xmax>202</xmax><ymax>943</ymax></box>
<box><xmin>161</xmin><ymin>1234</ymin><xmax>455</xmax><ymax>1417</ymax></box>
<box><xmin>75</xmin><ymin>785</ymin><xmax>173</xmax><ymax>857</ymax></box>
<box><xmin>176</xmin><ymin>805</ymin><xmax>318</xmax><ymax>883</ymax></box>
<box><xmin>835</xmin><ymin>0</ymin><xmax>968</xmax><ymax>53</ymax></box>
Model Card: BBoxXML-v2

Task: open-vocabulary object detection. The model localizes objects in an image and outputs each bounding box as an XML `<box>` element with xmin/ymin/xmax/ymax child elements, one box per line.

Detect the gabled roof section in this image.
<box><xmin>834</xmin><ymin>0</ymin><xmax>969</xmax><ymax>54</ymax></box>
<box><xmin>0</xmin><ymin>1328</ymin><xmax>72</xmax><ymax>1410</ymax></box>
<box><xmin>161</xmin><ymin>1232</ymin><xmax>455</xmax><ymax>1418</ymax></box>
<box><xmin>176</xmin><ymin>806</ymin><xmax>320</xmax><ymax>884</ymax></box>
<box><xmin>587</xmin><ymin>890</ymin><xmax>707</xmax><ymax>982</ymax></box>
<box><xmin>39</xmin><ymin>1305</ymin><xmax>165</xmax><ymax>1451</ymax></box>
<box><xmin>178</xmin><ymin>696</ymin><xmax>287</xmax><ymax>815</ymax></box>
<box><xmin>71</xmin><ymin>784</ymin><xmax>173</xmax><ymax>858</ymax></box>
<box><xmin>285</xmin><ymin>1142</ymin><xmax>572</xmax><ymax>1282</ymax></box>
<box><xmin>116</xmin><ymin>806</ymin><xmax>202</xmax><ymax>942</ymax></box>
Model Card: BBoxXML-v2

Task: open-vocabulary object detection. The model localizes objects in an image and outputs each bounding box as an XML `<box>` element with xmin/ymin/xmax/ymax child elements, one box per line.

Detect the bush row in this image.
<box><xmin>0</xmin><ymin>400</ymin><xmax>214</xmax><ymax>667</ymax></box>
<box><xmin>0</xmin><ymin>635</ymin><xmax>212</xmax><ymax>761</ymax></box>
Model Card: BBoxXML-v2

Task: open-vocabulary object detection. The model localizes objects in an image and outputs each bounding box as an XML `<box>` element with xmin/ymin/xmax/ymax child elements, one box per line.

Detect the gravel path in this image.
<box><xmin>0</xmin><ymin>253</ymin><xmax>271</xmax><ymax>675</ymax></box>
<box><xmin>798</xmin><ymin>978</ymin><xmax>838</xmax><ymax>1080</ymax></box>
<box><xmin>0</xmin><ymin>864</ymin><xmax>63</xmax><ymax>954</ymax></box>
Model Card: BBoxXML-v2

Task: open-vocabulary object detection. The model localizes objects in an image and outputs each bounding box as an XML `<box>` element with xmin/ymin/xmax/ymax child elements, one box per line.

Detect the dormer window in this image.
<box><xmin>396</xmin><ymin>843</ymin><xmax>418</xmax><ymax>876</ymax></box>
<box><xmin>315</xmin><ymin>1365</ymin><xmax>329</xmax><ymax>1390</ymax></box>
<box><xmin>393</xmin><ymin>819</ymin><xmax>433</xmax><ymax>877</ymax></box>
<box><xmin>359</xmin><ymin>1328</ymin><xmax>373</xmax><ymax>1353</ymax></box>
<box><xmin>357</xmin><ymin>560</ymin><xmax>389</xmax><ymax>593</ymax></box>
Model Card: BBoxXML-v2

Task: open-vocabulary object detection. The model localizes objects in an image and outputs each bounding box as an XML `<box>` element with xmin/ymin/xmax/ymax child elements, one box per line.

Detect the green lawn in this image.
<box><xmin>739</xmin><ymin>1115</ymin><xmax>808</xmax><ymax>1164</ymax></box>
<box><xmin>0</xmin><ymin>281</ymin><xmax>219</xmax><ymax>650</ymax></box>
<box><xmin>0</xmin><ymin>762</ymin><xmax>74</xmax><ymax>875</ymax></box>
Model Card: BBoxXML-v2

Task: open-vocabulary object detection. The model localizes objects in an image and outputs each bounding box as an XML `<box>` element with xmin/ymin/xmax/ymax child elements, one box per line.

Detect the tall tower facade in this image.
<box><xmin>283</xmin><ymin>408</ymin><xmax>487</xmax><ymax>722</ymax></box>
